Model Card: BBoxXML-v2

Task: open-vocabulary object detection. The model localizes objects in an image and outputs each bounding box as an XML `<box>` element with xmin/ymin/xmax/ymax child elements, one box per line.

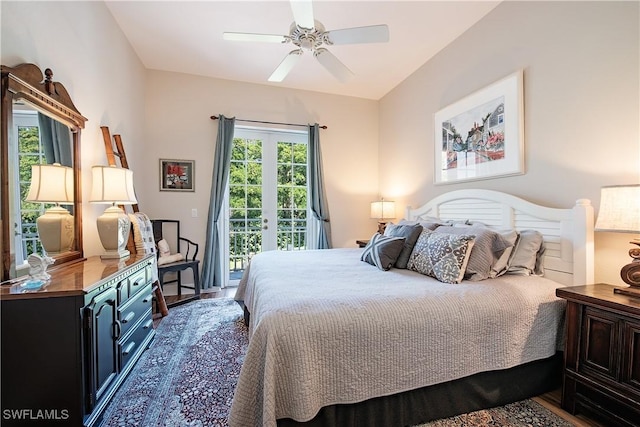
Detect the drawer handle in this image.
<box><xmin>113</xmin><ymin>320</ymin><xmax>122</xmax><ymax>339</ymax></box>
<box><xmin>122</xmin><ymin>341</ymin><xmax>136</xmax><ymax>356</ymax></box>
<box><xmin>143</xmin><ymin>319</ymin><xmax>153</xmax><ymax>330</ymax></box>
<box><xmin>132</xmin><ymin>280</ymin><xmax>142</xmax><ymax>288</ymax></box>
<box><xmin>122</xmin><ymin>311</ymin><xmax>136</xmax><ymax>324</ymax></box>
<box><xmin>143</xmin><ymin>294</ymin><xmax>152</xmax><ymax>304</ymax></box>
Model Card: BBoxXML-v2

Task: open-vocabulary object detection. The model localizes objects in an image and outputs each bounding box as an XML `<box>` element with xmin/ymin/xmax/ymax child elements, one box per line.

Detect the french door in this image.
<box><xmin>225</xmin><ymin>127</ymin><xmax>310</xmax><ymax>282</ymax></box>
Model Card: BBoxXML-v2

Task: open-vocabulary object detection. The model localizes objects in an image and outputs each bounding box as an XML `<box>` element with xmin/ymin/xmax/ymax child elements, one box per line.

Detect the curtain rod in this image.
<box><xmin>210</xmin><ymin>115</ymin><xmax>327</xmax><ymax>129</ymax></box>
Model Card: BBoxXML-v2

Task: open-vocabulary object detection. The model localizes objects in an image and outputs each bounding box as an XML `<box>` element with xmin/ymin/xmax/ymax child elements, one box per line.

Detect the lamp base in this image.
<box><xmin>96</xmin><ymin>205</ymin><xmax>131</xmax><ymax>259</ymax></box>
<box><xmin>377</xmin><ymin>221</ymin><xmax>388</xmax><ymax>234</ymax></box>
<box><xmin>36</xmin><ymin>206</ymin><xmax>74</xmax><ymax>255</ymax></box>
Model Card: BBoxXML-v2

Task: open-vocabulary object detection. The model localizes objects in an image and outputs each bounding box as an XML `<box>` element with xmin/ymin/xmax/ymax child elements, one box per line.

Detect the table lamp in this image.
<box><xmin>90</xmin><ymin>165</ymin><xmax>137</xmax><ymax>259</ymax></box>
<box><xmin>370</xmin><ymin>199</ymin><xmax>395</xmax><ymax>234</ymax></box>
<box><xmin>594</xmin><ymin>184</ymin><xmax>640</xmax><ymax>297</ymax></box>
<box><xmin>25</xmin><ymin>163</ymin><xmax>75</xmax><ymax>255</ymax></box>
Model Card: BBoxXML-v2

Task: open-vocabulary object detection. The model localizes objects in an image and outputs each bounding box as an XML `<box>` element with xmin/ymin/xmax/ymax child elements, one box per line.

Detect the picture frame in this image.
<box><xmin>434</xmin><ymin>70</ymin><xmax>524</xmax><ymax>185</ymax></box>
<box><xmin>160</xmin><ymin>159</ymin><xmax>195</xmax><ymax>192</ymax></box>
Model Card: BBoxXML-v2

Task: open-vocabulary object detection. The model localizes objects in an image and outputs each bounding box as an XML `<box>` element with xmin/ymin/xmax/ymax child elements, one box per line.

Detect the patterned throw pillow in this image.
<box><xmin>407</xmin><ymin>229</ymin><xmax>475</xmax><ymax>284</ymax></box>
<box><xmin>360</xmin><ymin>233</ymin><xmax>406</xmax><ymax>271</ymax></box>
<box><xmin>433</xmin><ymin>225</ymin><xmax>512</xmax><ymax>281</ymax></box>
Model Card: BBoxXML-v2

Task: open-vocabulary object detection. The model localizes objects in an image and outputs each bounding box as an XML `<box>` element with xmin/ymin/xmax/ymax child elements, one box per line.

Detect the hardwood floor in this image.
<box><xmin>155</xmin><ymin>288</ymin><xmax>607</xmax><ymax>427</ymax></box>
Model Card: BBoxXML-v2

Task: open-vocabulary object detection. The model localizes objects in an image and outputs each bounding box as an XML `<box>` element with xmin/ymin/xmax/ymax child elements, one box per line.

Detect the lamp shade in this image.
<box><xmin>594</xmin><ymin>184</ymin><xmax>640</xmax><ymax>233</ymax></box>
<box><xmin>90</xmin><ymin>165</ymin><xmax>137</xmax><ymax>204</ymax></box>
<box><xmin>26</xmin><ymin>163</ymin><xmax>74</xmax><ymax>204</ymax></box>
<box><xmin>370</xmin><ymin>200</ymin><xmax>396</xmax><ymax>220</ymax></box>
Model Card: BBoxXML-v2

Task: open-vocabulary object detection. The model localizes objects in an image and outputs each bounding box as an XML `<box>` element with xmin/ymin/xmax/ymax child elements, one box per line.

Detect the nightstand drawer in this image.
<box><xmin>580</xmin><ymin>307</ymin><xmax>620</xmax><ymax>380</ymax></box>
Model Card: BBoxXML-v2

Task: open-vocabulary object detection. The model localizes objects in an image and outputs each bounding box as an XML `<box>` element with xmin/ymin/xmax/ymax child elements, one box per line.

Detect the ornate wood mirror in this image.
<box><xmin>1</xmin><ymin>63</ymin><xmax>87</xmax><ymax>282</ymax></box>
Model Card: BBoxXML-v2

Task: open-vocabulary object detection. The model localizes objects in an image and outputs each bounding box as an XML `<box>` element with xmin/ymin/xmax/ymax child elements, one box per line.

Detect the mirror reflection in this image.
<box><xmin>11</xmin><ymin>102</ymin><xmax>75</xmax><ymax>266</ymax></box>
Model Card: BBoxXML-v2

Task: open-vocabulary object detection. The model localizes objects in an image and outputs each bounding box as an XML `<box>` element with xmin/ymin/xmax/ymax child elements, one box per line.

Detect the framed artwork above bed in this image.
<box><xmin>434</xmin><ymin>70</ymin><xmax>524</xmax><ymax>184</ymax></box>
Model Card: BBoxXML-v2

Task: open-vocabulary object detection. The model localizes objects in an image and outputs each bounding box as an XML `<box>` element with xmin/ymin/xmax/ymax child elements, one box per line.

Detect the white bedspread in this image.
<box><xmin>229</xmin><ymin>248</ymin><xmax>567</xmax><ymax>427</ymax></box>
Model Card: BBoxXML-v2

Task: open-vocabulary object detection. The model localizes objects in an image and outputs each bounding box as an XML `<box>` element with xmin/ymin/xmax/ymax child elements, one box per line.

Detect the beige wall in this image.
<box><xmin>3</xmin><ymin>1</ymin><xmax>639</xmax><ymax>286</ymax></box>
<box><xmin>1</xmin><ymin>0</ymin><xmax>147</xmax><ymax>257</ymax></box>
<box><xmin>379</xmin><ymin>1</ymin><xmax>639</xmax><ymax>285</ymax></box>
<box><xmin>140</xmin><ymin>70</ymin><xmax>379</xmax><ymax>249</ymax></box>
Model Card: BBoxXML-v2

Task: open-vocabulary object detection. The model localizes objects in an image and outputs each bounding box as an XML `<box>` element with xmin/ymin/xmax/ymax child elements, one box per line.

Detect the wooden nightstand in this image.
<box><xmin>556</xmin><ymin>284</ymin><xmax>640</xmax><ymax>427</ymax></box>
<box><xmin>356</xmin><ymin>239</ymin><xmax>369</xmax><ymax>248</ymax></box>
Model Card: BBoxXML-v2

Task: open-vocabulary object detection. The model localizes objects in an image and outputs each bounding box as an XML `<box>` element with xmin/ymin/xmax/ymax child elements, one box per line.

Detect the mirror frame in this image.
<box><xmin>1</xmin><ymin>63</ymin><xmax>87</xmax><ymax>281</ymax></box>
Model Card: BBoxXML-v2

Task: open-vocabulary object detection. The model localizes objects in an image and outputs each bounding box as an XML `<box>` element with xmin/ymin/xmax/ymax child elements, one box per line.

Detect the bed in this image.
<box><xmin>230</xmin><ymin>189</ymin><xmax>594</xmax><ymax>427</ymax></box>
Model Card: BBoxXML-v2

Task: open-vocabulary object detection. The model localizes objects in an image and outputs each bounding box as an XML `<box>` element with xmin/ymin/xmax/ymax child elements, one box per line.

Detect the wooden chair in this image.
<box><xmin>151</xmin><ymin>219</ymin><xmax>201</xmax><ymax>307</ymax></box>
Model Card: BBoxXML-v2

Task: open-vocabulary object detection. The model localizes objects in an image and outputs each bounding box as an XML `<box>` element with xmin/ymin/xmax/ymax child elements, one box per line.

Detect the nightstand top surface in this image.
<box><xmin>557</xmin><ymin>283</ymin><xmax>640</xmax><ymax>315</ymax></box>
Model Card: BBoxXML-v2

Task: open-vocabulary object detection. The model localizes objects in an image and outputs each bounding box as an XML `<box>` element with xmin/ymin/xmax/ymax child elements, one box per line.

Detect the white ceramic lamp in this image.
<box><xmin>25</xmin><ymin>163</ymin><xmax>75</xmax><ymax>255</ymax></box>
<box><xmin>90</xmin><ymin>165</ymin><xmax>137</xmax><ymax>259</ymax></box>
<box><xmin>370</xmin><ymin>200</ymin><xmax>396</xmax><ymax>234</ymax></box>
<box><xmin>595</xmin><ymin>184</ymin><xmax>640</xmax><ymax>296</ymax></box>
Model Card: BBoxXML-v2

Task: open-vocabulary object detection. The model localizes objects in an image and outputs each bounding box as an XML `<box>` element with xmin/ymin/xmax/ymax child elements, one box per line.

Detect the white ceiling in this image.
<box><xmin>105</xmin><ymin>1</ymin><xmax>501</xmax><ymax>100</ymax></box>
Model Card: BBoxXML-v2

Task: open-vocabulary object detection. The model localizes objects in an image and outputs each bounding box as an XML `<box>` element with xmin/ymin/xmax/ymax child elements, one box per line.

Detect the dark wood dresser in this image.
<box><xmin>556</xmin><ymin>283</ymin><xmax>640</xmax><ymax>427</ymax></box>
<box><xmin>1</xmin><ymin>254</ymin><xmax>156</xmax><ymax>427</ymax></box>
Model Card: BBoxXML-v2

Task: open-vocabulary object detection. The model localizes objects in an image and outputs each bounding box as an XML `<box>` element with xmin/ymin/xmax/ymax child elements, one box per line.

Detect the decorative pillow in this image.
<box><xmin>360</xmin><ymin>233</ymin><xmax>406</xmax><ymax>271</ymax></box>
<box><xmin>407</xmin><ymin>229</ymin><xmax>475</xmax><ymax>284</ymax></box>
<box><xmin>158</xmin><ymin>253</ymin><xmax>185</xmax><ymax>266</ymax></box>
<box><xmin>433</xmin><ymin>224</ymin><xmax>512</xmax><ymax>281</ymax></box>
<box><xmin>398</xmin><ymin>218</ymin><xmax>446</xmax><ymax>231</ymax></box>
<box><xmin>157</xmin><ymin>239</ymin><xmax>171</xmax><ymax>257</ymax></box>
<box><xmin>490</xmin><ymin>229</ymin><xmax>520</xmax><ymax>278</ymax></box>
<box><xmin>384</xmin><ymin>223</ymin><xmax>423</xmax><ymax>269</ymax></box>
<box><xmin>506</xmin><ymin>230</ymin><xmax>546</xmax><ymax>276</ymax></box>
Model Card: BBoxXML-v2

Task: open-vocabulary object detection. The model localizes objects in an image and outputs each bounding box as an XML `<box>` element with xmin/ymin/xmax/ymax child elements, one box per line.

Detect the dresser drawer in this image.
<box><xmin>128</xmin><ymin>264</ymin><xmax>150</xmax><ymax>299</ymax></box>
<box><xmin>119</xmin><ymin>308</ymin><xmax>154</xmax><ymax>370</ymax></box>
<box><xmin>118</xmin><ymin>283</ymin><xmax>153</xmax><ymax>339</ymax></box>
<box><xmin>115</xmin><ymin>260</ymin><xmax>151</xmax><ymax>305</ymax></box>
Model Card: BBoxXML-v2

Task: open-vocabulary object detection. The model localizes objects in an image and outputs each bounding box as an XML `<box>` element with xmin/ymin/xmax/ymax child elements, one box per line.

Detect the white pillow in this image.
<box><xmin>157</xmin><ymin>239</ymin><xmax>171</xmax><ymax>257</ymax></box>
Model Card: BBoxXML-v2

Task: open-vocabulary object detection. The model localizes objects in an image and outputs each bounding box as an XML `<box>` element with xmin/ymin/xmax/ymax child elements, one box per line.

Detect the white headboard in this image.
<box><xmin>406</xmin><ymin>189</ymin><xmax>594</xmax><ymax>286</ymax></box>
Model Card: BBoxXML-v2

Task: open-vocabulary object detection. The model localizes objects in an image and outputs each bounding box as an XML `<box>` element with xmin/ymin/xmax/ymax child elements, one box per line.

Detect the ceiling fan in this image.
<box><xmin>223</xmin><ymin>0</ymin><xmax>389</xmax><ymax>83</ymax></box>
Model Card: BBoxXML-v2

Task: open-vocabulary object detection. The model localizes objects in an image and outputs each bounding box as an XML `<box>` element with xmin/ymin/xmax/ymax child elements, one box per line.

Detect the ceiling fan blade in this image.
<box><xmin>325</xmin><ymin>25</ymin><xmax>389</xmax><ymax>45</ymax></box>
<box><xmin>314</xmin><ymin>48</ymin><xmax>353</xmax><ymax>83</ymax></box>
<box><xmin>290</xmin><ymin>0</ymin><xmax>314</xmax><ymax>29</ymax></box>
<box><xmin>268</xmin><ymin>50</ymin><xmax>303</xmax><ymax>82</ymax></box>
<box><xmin>223</xmin><ymin>32</ymin><xmax>287</xmax><ymax>43</ymax></box>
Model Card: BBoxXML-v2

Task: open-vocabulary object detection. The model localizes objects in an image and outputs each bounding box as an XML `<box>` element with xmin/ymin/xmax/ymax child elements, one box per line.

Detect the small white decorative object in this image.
<box><xmin>27</xmin><ymin>253</ymin><xmax>55</xmax><ymax>281</ymax></box>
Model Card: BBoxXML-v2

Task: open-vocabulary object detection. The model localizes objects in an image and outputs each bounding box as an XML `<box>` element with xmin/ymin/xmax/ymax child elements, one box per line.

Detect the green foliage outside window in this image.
<box><xmin>17</xmin><ymin>125</ymin><xmax>45</xmax><ymax>256</ymax></box>
<box><xmin>229</xmin><ymin>137</ymin><xmax>308</xmax><ymax>273</ymax></box>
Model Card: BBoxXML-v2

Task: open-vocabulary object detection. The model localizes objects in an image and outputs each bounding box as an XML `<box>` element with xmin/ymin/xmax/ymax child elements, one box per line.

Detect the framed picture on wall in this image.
<box><xmin>160</xmin><ymin>159</ymin><xmax>195</xmax><ymax>192</ymax></box>
<box><xmin>434</xmin><ymin>70</ymin><xmax>524</xmax><ymax>185</ymax></box>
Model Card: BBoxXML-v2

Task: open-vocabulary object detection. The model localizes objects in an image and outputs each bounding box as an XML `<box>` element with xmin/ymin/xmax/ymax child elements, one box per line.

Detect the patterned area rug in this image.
<box><xmin>99</xmin><ymin>298</ymin><xmax>573</xmax><ymax>427</ymax></box>
<box><xmin>99</xmin><ymin>298</ymin><xmax>248</xmax><ymax>427</ymax></box>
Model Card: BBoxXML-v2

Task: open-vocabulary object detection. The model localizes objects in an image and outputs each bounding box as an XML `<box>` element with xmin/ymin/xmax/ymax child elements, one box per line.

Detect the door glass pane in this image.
<box><xmin>277</xmin><ymin>140</ymin><xmax>307</xmax><ymax>251</ymax></box>
<box><xmin>229</xmin><ymin>137</ymin><xmax>263</xmax><ymax>279</ymax></box>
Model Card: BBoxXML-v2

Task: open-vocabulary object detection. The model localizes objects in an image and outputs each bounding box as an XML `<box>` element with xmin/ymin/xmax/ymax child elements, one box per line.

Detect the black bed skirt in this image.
<box><xmin>276</xmin><ymin>352</ymin><xmax>562</xmax><ymax>427</ymax></box>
